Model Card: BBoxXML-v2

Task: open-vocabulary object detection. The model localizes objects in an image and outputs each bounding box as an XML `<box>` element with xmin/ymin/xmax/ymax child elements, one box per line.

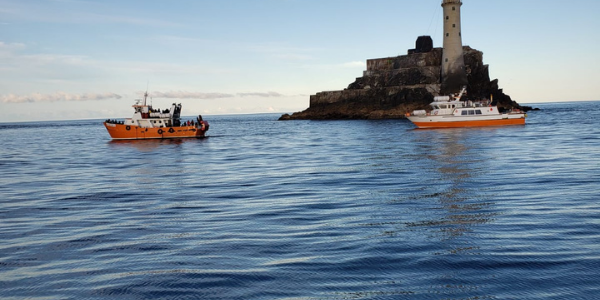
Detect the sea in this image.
<box><xmin>1</xmin><ymin>101</ymin><xmax>599</xmax><ymax>300</ymax></box>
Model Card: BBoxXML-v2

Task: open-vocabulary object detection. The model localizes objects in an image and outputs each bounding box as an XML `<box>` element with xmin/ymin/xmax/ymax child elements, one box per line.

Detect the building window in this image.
<box><xmin>452</xmin><ymin>7</ymin><xmax>456</xmax><ymax>11</ymax></box>
<box><xmin>453</xmin><ymin>24</ymin><xmax>456</xmax><ymax>28</ymax></box>
<box><xmin>445</xmin><ymin>58</ymin><xmax>448</xmax><ymax>62</ymax></box>
<box><xmin>459</xmin><ymin>32</ymin><xmax>461</xmax><ymax>36</ymax></box>
<box><xmin>446</xmin><ymin>16</ymin><xmax>449</xmax><ymax>20</ymax></box>
<box><xmin>446</xmin><ymin>33</ymin><xmax>449</xmax><ymax>37</ymax></box>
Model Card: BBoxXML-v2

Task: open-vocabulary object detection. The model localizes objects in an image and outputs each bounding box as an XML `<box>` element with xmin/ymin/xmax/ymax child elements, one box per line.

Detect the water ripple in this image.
<box><xmin>1</xmin><ymin>104</ymin><xmax>600</xmax><ymax>299</ymax></box>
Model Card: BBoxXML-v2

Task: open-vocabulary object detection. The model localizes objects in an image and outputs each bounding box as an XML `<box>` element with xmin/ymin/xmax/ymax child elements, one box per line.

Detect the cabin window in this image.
<box><xmin>476</xmin><ymin>110</ymin><xmax>482</xmax><ymax>115</ymax></box>
<box><xmin>468</xmin><ymin>110</ymin><xmax>475</xmax><ymax>115</ymax></box>
<box><xmin>461</xmin><ymin>111</ymin><xmax>468</xmax><ymax>116</ymax></box>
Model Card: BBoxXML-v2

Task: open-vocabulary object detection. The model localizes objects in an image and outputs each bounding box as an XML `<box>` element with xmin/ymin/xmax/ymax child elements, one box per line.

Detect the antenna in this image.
<box><xmin>144</xmin><ymin>80</ymin><xmax>150</xmax><ymax>107</ymax></box>
<box><xmin>426</xmin><ymin>0</ymin><xmax>441</xmax><ymax>37</ymax></box>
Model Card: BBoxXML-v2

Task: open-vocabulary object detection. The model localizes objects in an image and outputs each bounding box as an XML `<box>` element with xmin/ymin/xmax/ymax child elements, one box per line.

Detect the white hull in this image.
<box><xmin>407</xmin><ymin>113</ymin><xmax>526</xmax><ymax>128</ymax></box>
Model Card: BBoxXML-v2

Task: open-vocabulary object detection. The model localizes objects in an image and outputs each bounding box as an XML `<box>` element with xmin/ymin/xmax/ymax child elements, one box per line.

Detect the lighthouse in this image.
<box><xmin>441</xmin><ymin>0</ymin><xmax>468</xmax><ymax>94</ymax></box>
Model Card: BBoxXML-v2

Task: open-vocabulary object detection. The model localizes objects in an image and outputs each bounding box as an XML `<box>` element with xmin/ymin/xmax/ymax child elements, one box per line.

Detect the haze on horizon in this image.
<box><xmin>1</xmin><ymin>0</ymin><xmax>598</xmax><ymax>122</ymax></box>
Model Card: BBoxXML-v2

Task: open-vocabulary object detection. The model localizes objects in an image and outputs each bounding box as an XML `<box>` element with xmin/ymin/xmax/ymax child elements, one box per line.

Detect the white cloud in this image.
<box><xmin>0</xmin><ymin>41</ymin><xmax>26</xmax><ymax>51</ymax></box>
<box><xmin>1</xmin><ymin>90</ymin><xmax>291</xmax><ymax>104</ymax></box>
<box><xmin>248</xmin><ymin>42</ymin><xmax>320</xmax><ymax>62</ymax></box>
<box><xmin>149</xmin><ymin>91</ymin><xmax>288</xmax><ymax>99</ymax></box>
<box><xmin>1</xmin><ymin>92</ymin><xmax>122</xmax><ymax>103</ymax></box>
<box><xmin>150</xmin><ymin>91</ymin><xmax>235</xmax><ymax>99</ymax></box>
<box><xmin>0</xmin><ymin>1</ymin><xmax>180</xmax><ymax>27</ymax></box>
<box><xmin>237</xmin><ymin>91</ymin><xmax>283</xmax><ymax>97</ymax></box>
<box><xmin>0</xmin><ymin>41</ymin><xmax>102</xmax><ymax>82</ymax></box>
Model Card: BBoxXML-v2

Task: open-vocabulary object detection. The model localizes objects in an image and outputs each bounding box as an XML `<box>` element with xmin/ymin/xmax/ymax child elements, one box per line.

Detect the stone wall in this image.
<box><xmin>280</xmin><ymin>45</ymin><xmax>524</xmax><ymax>120</ymax></box>
<box><xmin>365</xmin><ymin>48</ymin><xmax>443</xmax><ymax>76</ymax></box>
<box><xmin>309</xmin><ymin>84</ymin><xmax>441</xmax><ymax>107</ymax></box>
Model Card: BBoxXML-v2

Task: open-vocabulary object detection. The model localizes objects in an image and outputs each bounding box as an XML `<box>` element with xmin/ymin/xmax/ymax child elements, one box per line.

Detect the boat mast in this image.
<box><xmin>142</xmin><ymin>91</ymin><xmax>148</xmax><ymax>107</ymax></box>
<box><xmin>143</xmin><ymin>81</ymin><xmax>149</xmax><ymax>107</ymax></box>
<box><xmin>455</xmin><ymin>86</ymin><xmax>467</xmax><ymax>100</ymax></box>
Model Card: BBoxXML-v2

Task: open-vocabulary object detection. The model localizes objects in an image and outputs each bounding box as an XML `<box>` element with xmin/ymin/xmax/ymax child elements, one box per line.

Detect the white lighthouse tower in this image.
<box><xmin>441</xmin><ymin>0</ymin><xmax>468</xmax><ymax>94</ymax></box>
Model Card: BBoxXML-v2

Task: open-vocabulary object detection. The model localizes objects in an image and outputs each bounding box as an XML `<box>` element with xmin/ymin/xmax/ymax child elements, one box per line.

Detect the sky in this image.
<box><xmin>1</xmin><ymin>0</ymin><xmax>599</xmax><ymax>122</ymax></box>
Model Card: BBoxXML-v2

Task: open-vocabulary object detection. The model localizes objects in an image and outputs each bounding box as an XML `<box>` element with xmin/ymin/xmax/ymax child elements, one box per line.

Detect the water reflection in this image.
<box><xmin>105</xmin><ymin>138</ymin><xmax>209</xmax><ymax>189</ymax></box>
<box><xmin>404</xmin><ymin>128</ymin><xmax>500</xmax><ymax>298</ymax></box>
<box><xmin>108</xmin><ymin>138</ymin><xmax>204</xmax><ymax>152</ymax></box>
<box><xmin>410</xmin><ymin>128</ymin><xmax>497</xmax><ymax>244</ymax></box>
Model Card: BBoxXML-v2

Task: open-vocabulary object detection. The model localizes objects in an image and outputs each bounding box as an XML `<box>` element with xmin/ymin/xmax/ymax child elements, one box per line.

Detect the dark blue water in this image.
<box><xmin>1</xmin><ymin>101</ymin><xmax>599</xmax><ymax>299</ymax></box>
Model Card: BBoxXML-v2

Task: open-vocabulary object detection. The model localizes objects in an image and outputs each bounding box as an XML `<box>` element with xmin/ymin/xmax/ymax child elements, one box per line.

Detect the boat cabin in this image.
<box><xmin>430</xmin><ymin>100</ymin><xmax>464</xmax><ymax>115</ymax></box>
<box><xmin>122</xmin><ymin>92</ymin><xmax>185</xmax><ymax>129</ymax></box>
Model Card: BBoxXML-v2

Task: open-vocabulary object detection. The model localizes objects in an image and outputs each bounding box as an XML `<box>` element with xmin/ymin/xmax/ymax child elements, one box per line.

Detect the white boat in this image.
<box><xmin>406</xmin><ymin>87</ymin><xmax>526</xmax><ymax>128</ymax></box>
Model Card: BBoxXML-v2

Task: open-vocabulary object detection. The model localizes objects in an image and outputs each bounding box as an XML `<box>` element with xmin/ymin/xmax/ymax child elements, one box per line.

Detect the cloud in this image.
<box><xmin>237</xmin><ymin>91</ymin><xmax>283</xmax><ymax>97</ymax></box>
<box><xmin>1</xmin><ymin>92</ymin><xmax>122</xmax><ymax>103</ymax></box>
<box><xmin>2</xmin><ymin>90</ymin><xmax>289</xmax><ymax>104</ymax></box>
<box><xmin>150</xmin><ymin>91</ymin><xmax>235</xmax><ymax>99</ymax></box>
<box><xmin>0</xmin><ymin>1</ymin><xmax>180</xmax><ymax>27</ymax></box>
<box><xmin>150</xmin><ymin>91</ymin><xmax>286</xmax><ymax>99</ymax></box>
<box><xmin>248</xmin><ymin>42</ymin><xmax>320</xmax><ymax>62</ymax></box>
<box><xmin>0</xmin><ymin>42</ymin><xmax>26</xmax><ymax>51</ymax></box>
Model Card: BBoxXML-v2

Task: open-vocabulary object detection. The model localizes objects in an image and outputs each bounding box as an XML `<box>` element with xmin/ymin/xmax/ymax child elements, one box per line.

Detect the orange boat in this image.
<box><xmin>406</xmin><ymin>87</ymin><xmax>526</xmax><ymax>129</ymax></box>
<box><xmin>103</xmin><ymin>92</ymin><xmax>209</xmax><ymax>140</ymax></box>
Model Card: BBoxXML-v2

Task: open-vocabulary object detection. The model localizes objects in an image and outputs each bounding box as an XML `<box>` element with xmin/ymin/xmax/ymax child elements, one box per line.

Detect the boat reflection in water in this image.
<box><xmin>404</xmin><ymin>128</ymin><xmax>499</xmax><ymax>247</ymax></box>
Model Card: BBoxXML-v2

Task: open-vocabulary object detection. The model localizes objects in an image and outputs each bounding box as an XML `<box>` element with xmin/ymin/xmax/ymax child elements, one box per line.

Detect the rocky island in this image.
<box><xmin>280</xmin><ymin>1</ymin><xmax>530</xmax><ymax>121</ymax></box>
<box><xmin>280</xmin><ymin>39</ymin><xmax>527</xmax><ymax>120</ymax></box>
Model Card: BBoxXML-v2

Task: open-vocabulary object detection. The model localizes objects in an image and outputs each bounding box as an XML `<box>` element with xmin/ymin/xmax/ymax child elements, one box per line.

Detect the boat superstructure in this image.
<box><xmin>103</xmin><ymin>92</ymin><xmax>209</xmax><ymax>140</ymax></box>
<box><xmin>406</xmin><ymin>87</ymin><xmax>526</xmax><ymax>128</ymax></box>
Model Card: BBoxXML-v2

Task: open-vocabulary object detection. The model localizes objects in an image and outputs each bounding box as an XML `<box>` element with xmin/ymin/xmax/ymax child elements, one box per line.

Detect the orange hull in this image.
<box><xmin>412</xmin><ymin>117</ymin><xmax>525</xmax><ymax>129</ymax></box>
<box><xmin>104</xmin><ymin>123</ymin><xmax>207</xmax><ymax>140</ymax></box>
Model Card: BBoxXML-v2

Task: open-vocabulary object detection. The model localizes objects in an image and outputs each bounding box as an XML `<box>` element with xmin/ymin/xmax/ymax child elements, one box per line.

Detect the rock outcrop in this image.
<box><xmin>280</xmin><ymin>45</ymin><xmax>527</xmax><ymax>120</ymax></box>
